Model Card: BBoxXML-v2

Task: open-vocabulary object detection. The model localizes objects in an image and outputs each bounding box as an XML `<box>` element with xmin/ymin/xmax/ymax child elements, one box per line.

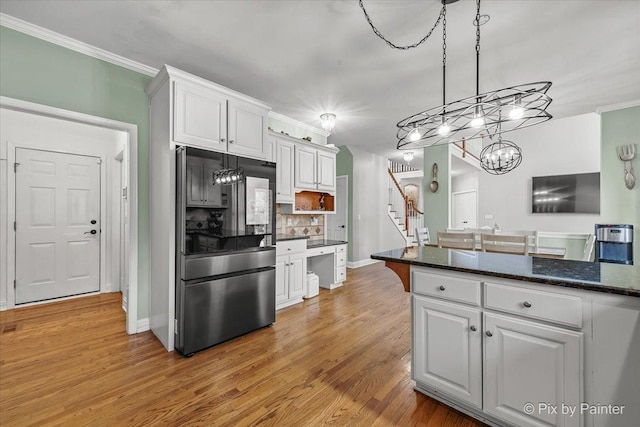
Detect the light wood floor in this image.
<box><xmin>0</xmin><ymin>262</ymin><xmax>485</xmax><ymax>427</ymax></box>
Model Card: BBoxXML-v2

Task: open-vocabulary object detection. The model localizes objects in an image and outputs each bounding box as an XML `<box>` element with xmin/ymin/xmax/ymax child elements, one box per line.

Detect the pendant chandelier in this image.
<box><xmin>479</xmin><ymin>115</ymin><xmax>523</xmax><ymax>175</ymax></box>
<box><xmin>359</xmin><ymin>0</ymin><xmax>553</xmax><ymax>150</ymax></box>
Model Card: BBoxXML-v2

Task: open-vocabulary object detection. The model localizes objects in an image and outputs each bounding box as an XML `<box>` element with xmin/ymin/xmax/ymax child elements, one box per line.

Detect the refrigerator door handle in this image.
<box><xmin>176</xmin><ymin>146</ymin><xmax>187</xmax><ymax>254</ymax></box>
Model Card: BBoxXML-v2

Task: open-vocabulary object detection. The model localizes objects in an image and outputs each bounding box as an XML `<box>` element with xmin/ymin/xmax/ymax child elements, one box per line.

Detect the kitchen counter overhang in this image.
<box><xmin>371</xmin><ymin>246</ymin><xmax>639</xmax><ymax>297</ymax></box>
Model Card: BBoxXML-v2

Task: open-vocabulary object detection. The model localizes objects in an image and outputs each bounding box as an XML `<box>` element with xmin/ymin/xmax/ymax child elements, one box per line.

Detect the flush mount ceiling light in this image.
<box><xmin>359</xmin><ymin>0</ymin><xmax>553</xmax><ymax>150</ymax></box>
<box><xmin>403</xmin><ymin>151</ymin><xmax>415</xmax><ymax>163</ymax></box>
<box><xmin>320</xmin><ymin>113</ymin><xmax>336</xmax><ymax>133</ymax></box>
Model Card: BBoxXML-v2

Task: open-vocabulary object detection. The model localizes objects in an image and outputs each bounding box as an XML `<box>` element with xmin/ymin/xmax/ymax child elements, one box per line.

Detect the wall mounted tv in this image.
<box><xmin>532</xmin><ymin>172</ymin><xmax>600</xmax><ymax>214</ymax></box>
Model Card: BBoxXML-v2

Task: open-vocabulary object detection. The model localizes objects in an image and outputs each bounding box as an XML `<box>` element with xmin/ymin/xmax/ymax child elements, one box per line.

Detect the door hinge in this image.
<box><xmin>14</xmin><ymin>162</ymin><xmax>19</xmax><ymax>172</ymax></box>
<box><xmin>122</xmin><ymin>186</ymin><xmax>128</xmax><ymax>199</ymax></box>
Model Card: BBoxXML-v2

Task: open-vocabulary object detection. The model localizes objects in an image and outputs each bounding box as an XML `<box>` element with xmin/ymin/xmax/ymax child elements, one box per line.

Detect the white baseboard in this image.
<box><xmin>136</xmin><ymin>318</ymin><xmax>150</xmax><ymax>333</ymax></box>
<box><xmin>347</xmin><ymin>259</ymin><xmax>381</xmax><ymax>269</ymax></box>
<box><xmin>0</xmin><ymin>300</ymin><xmax>6</xmax><ymax>311</ymax></box>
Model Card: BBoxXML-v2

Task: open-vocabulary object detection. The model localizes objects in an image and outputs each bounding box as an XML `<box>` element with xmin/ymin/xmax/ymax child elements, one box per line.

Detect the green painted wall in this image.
<box><xmin>0</xmin><ymin>26</ymin><xmax>152</xmax><ymax>318</ymax></box>
<box><xmin>336</xmin><ymin>146</ymin><xmax>354</xmax><ymax>261</ymax></box>
<box><xmin>601</xmin><ymin>106</ymin><xmax>640</xmax><ymax>261</ymax></box>
<box><xmin>423</xmin><ymin>144</ymin><xmax>449</xmax><ymax>238</ymax></box>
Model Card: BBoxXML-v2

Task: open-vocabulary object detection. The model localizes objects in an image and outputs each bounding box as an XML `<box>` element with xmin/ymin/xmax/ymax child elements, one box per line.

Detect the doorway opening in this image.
<box><xmin>0</xmin><ymin>97</ymin><xmax>139</xmax><ymax>335</ymax></box>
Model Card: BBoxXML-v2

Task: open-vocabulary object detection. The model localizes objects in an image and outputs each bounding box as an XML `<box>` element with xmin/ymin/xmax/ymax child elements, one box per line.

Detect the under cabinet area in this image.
<box><xmin>275</xmin><ymin>240</ymin><xmax>307</xmax><ymax>309</ymax></box>
<box><xmin>412</xmin><ymin>267</ymin><xmax>584</xmax><ymax>427</ymax></box>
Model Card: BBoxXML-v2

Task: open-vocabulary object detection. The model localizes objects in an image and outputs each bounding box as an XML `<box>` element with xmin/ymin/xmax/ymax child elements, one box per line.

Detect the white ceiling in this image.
<box><xmin>2</xmin><ymin>0</ymin><xmax>639</xmax><ymax>169</ymax></box>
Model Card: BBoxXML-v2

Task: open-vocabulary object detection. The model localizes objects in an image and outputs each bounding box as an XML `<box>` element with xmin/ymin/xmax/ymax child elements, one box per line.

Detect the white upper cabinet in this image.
<box><xmin>147</xmin><ymin>66</ymin><xmax>270</xmax><ymax>160</ymax></box>
<box><xmin>173</xmin><ymin>80</ymin><xmax>227</xmax><ymax>151</ymax></box>
<box><xmin>227</xmin><ymin>98</ymin><xmax>267</xmax><ymax>159</ymax></box>
<box><xmin>317</xmin><ymin>150</ymin><xmax>336</xmax><ymax>191</ymax></box>
<box><xmin>186</xmin><ymin>157</ymin><xmax>223</xmax><ymax>207</ymax></box>
<box><xmin>294</xmin><ymin>144</ymin><xmax>337</xmax><ymax>193</ymax></box>
<box><xmin>276</xmin><ymin>139</ymin><xmax>294</xmax><ymax>203</ymax></box>
<box><xmin>295</xmin><ymin>144</ymin><xmax>318</xmax><ymax>189</ymax></box>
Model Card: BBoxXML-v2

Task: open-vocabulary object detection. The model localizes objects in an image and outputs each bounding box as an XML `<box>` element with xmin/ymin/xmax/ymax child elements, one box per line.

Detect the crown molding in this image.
<box><xmin>0</xmin><ymin>13</ymin><xmax>158</xmax><ymax>77</ymax></box>
<box><xmin>596</xmin><ymin>99</ymin><xmax>640</xmax><ymax>114</ymax></box>
<box><xmin>268</xmin><ymin>111</ymin><xmax>330</xmax><ymax>137</ymax></box>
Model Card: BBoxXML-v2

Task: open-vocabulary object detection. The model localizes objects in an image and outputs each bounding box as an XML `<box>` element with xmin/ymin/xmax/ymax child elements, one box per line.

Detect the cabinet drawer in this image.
<box><xmin>484</xmin><ymin>282</ymin><xmax>582</xmax><ymax>328</ymax></box>
<box><xmin>336</xmin><ymin>252</ymin><xmax>346</xmax><ymax>267</ymax></box>
<box><xmin>306</xmin><ymin>246</ymin><xmax>335</xmax><ymax>258</ymax></box>
<box><xmin>276</xmin><ymin>239</ymin><xmax>307</xmax><ymax>256</ymax></box>
<box><xmin>336</xmin><ymin>267</ymin><xmax>346</xmax><ymax>283</ymax></box>
<box><xmin>413</xmin><ymin>270</ymin><xmax>480</xmax><ymax>306</ymax></box>
<box><xmin>336</xmin><ymin>245</ymin><xmax>346</xmax><ymax>254</ymax></box>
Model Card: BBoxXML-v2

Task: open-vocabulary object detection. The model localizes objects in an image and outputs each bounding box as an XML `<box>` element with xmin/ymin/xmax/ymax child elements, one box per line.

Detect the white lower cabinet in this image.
<box><xmin>483</xmin><ymin>313</ymin><xmax>582</xmax><ymax>427</ymax></box>
<box><xmin>413</xmin><ymin>296</ymin><xmax>482</xmax><ymax>409</ymax></box>
<box><xmin>276</xmin><ymin>240</ymin><xmax>307</xmax><ymax>309</ymax></box>
<box><xmin>412</xmin><ymin>267</ymin><xmax>585</xmax><ymax>427</ymax></box>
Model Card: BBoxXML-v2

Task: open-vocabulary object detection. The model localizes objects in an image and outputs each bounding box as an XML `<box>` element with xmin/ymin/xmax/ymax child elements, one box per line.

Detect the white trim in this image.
<box><xmin>596</xmin><ymin>99</ymin><xmax>640</xmax><ymax>114</ymax></box>
<box><xmin>136</xmin><ymin>318</ymin><xmax>150</xmax><ymax>333</ymax></box>
<box><xmin>347</xmin><ymin>259</ymin><xmax>381</xmax><ymax>269</ymax></box>
<box><xmin>6</xmin><ymin>291</ymin><xmax>101</xmax><ymax>309</ymax></box>
<box><xmin>0</xmin><ymin>301</ymin><xmax>6</xmax><ymax>311</ymax></box>
<box><xmin>0</xmin><ymin>13</ymin><xmax>158</xmax><ymax>77</ymax></box>
<box><xmin>0</xmin><ymin>96</ymin><xmax>140</xmax><ymax>335</ymax></box>
<box><xmin>268</xmin><ymin>111</ymin><xmax>330</xmax><ymax>138</ymax></box>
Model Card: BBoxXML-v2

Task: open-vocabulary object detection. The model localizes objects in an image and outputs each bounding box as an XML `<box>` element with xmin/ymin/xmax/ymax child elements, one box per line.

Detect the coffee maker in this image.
<box><xmin>595</xmin><ymin>224</ymin><xmax>633</xmax><ymax>265</ymax></box>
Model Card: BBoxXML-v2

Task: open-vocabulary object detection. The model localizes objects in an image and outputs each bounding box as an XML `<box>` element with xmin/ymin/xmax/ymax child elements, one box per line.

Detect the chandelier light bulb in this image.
<box><xmin>231</xmin><ymin>174</ymin><xmax>238</xmax><ymax>181</ymax></box>
<box><xmin>509</xmin><ymin>105</ymin><xmax>524</xmax><ymax>120</ymax></box>
<box><xmin>215</xmin><ymin>177</ymin><xmax>221</xmax><ymax>184</ymax></box>
<box><xmin>437</xmin><ymin>121</ymin><xmax>450</xmax><ymax>136</ymax></box>
<box><xmin>470</xmin><ymin>116</ymin><xmax>485</xmax><ymax>128</ymax></box>
<box><xmin>409</xmin><ymin>128</ymin><xmax>421</xmax><ymax>142</ymax></box>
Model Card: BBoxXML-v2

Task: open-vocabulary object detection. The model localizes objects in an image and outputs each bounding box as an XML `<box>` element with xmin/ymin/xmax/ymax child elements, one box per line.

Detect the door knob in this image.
<box><xmin>485</xmin><ymin>331</ymin><xmax>493</xmax><ymax>337</ymax></box>
<box><xmin>90</xmin><ymin>220</ymin><xmax>97</xmax><ymax>224</ymax></box>
<box><xmin>339</xmin><ymin>225</ymin><xmax>345</xmax><ymax>228</ymax></box>
<box><xmin>439</xmin><ymin>285</ymin><xmax>446</xmax><ymax>291</ymax></box>
<box><xmin>470</xmin><ymin>325</ymin><xmax>477</xmax><ymax>332</ymax></box>
<box><xmin>229</xmin><ymin>140</ymin><xmax>235</xmax><ymax>144</ymax></box>
<box><xmin>84</xmin><ymin>230</ymin><xmax>97</xmax><ymax>235</ymax></box>
<box><xmin>523</xmin><ymin>301</ymin><xmax>532</xmax><ymax>308</ymax></box>
<box><xmin>221</xmin><ymin>138</ymin><xmax>226</xmax><ymax>142</ymax></box>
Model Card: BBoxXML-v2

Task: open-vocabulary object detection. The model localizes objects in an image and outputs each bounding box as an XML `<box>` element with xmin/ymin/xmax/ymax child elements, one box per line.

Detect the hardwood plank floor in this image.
<box><xmin>0</xmin><ymin>262</ymin><xmax>486</xmax><ymax>427</ymax></box>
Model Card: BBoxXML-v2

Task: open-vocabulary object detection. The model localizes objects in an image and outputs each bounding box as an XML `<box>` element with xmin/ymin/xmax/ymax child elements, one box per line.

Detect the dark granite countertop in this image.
<box><xmin>371</xmin><ymin>246</ymin><xmax>639</xmax><ymax>297</ymax></box>
<box><xmin>275</xmin><ymin>235</ymin><xmax>310</xmax><ymax>242</ymax></box>
<box><xmin>307</xmin><ymin>240</ymin><xmax>348</xmax><ymax>248</ymax></box>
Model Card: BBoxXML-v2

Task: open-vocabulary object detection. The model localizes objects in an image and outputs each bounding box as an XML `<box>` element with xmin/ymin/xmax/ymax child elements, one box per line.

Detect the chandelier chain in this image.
<box><xmin>358</xmin><ymin>0</ymin><xmax>444</xmax><ymax>50</ymax></box>
<box><xmin>442</xmin><ymin>4</ymin><xmax>447</xmax><ymax>107</ymax></box>
<box><xmin>474</xmin><ymin>0</ymin><xmax>481</xmax><ymax>99</ymax></box>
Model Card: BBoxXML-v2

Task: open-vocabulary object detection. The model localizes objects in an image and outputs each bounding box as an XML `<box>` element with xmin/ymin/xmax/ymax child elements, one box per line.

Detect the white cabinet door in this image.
<box><xmin>288</xmin><ymin>254</ymin><xmax>306</xmax><ymax>300</ymax></box>
<box><xmin>295</xmin><ymin>145</ymin><xmax>317</xmax><ymax>189</ymax></box>
<box><xmin>174</xmin><ymin>80</ymin><xmax>227</xmax><ymax>150</ymax></box>
<box><xmin>317</xmin><ymin>150</ymin><xmax>336</xmax><ymax>192</ymax></box>
<box><xmin>265</xmin><ymin>135</ymin><xmax>276</xmax><ymax>162</ymax></box>
<box><xmin>275</xmin><ymin>256</ymin><xmax>288</xmax><ymax>305</ymax></box>
<box><xmin>276</xmin><ymin>140</ymin><xmax>294</xmax><ymax>203</ymax></box>
<box><xmin>186</xmin><ymin>158</ymin><xmax>204</xmax><ymax>206</ymax></box>
<box><xmin>484</xmin><ymin>313</ymin><xmax>582</xmax><ymax>427</ymax></box>
<box><xmin>227</xmin><ymin>98</ymin><xmax>266</xmax><ymax>159</ymax></box>
<box><xmin>413</xmin><ymin>296</ymin><xmax>483</xmax><ymax>409</ymax></box>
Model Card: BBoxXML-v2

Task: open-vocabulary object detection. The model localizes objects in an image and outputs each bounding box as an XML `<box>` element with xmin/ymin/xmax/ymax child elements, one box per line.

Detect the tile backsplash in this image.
<box><xmin>276</xmin><ymin>204</ymin><xmax>324</xmax><ymax>240</ymax></box>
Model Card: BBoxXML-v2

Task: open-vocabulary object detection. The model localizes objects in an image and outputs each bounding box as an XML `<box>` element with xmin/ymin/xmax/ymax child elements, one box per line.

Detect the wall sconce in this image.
<box><xmin>320</xmin><ymin>113</ymin><xmax>336</xmax><ymax>134</ymax></box>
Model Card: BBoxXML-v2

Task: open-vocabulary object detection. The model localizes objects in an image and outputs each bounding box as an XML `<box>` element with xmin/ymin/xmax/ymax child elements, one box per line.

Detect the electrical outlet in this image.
<box><xmin>484</xmin><ymin>214</ymin><xmax>494</xmax><ymax>220</ymax></box>
<box><xmin>287</xmin><ymin>218</ymin><xmax>293</xmax><ymax>226</ymax></box>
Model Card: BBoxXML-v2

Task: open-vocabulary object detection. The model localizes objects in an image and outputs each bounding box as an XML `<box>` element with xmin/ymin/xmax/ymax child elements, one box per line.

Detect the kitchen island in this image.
<box><xmin>371</xmin><ymin>246</ymin><xmax>639</xmax><ymax>427</ymax></box>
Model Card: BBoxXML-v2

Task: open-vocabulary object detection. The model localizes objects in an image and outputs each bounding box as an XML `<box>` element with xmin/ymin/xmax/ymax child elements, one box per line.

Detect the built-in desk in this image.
<box><xmin>306</xmin><ymin>240</ymin><xmax>348</xmax><ymax>289</ymax></box>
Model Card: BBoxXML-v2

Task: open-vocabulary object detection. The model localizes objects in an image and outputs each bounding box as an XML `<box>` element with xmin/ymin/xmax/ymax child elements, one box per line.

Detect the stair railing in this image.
<box><xmin>387</xmin><ymin>168</ymin><xmax>424</xmax><ymax>237</ymax></box>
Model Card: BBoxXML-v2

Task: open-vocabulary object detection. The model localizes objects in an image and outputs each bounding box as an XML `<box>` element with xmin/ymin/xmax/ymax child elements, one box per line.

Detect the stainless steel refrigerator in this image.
<box><xmin>175</xmin><ymin>146</ymin><xmax>276</xmax><ymax>356</ymax></box>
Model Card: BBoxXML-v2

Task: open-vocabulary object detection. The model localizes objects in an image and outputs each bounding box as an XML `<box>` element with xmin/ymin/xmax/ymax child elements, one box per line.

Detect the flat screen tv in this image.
<box><xmin>532</xmin><ymin>172</ymin><xmax>600</xmax><ymax>214</ymax></box>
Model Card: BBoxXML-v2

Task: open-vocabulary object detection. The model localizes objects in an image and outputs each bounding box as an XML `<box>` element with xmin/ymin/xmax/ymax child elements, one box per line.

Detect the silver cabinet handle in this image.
<box><xmin>470</xmin><ymin>325</ymin><xmax>477</xmax><ymax>332</ymax></box>
<box><xmin>486</xmin><ymin>331</ymin><xmax>493</xmax><ymax>337</ymax></box>
<box><xmin>221</xmin><ymin>138</ymin><xmax>226</xmax><ymax>142</ymax></box>
<box><xmin>523</xmin><ymin>301</ymin><xmax>532</xmax><ymax>308</ymax></box>
<box><xmin>439</xmin><ymin>285</ymin><xmax>445</xmax><ymax>291</ymax></box>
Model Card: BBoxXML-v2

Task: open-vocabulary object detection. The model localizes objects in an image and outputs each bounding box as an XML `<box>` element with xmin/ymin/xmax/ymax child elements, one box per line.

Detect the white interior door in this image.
<box><xmin>15</xmin><ymin>148</ymin><xmax>101</xmax><ymax>304</ymax></box>
<box><xmin>452</xmin><ymin>190</ymin><xmax>477</xmax><ymax>229</ymax></box>
<box><xmin>326</xmin><ymin>176</ymin><xmax>347</xmax><ymax>241</ymax></box>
